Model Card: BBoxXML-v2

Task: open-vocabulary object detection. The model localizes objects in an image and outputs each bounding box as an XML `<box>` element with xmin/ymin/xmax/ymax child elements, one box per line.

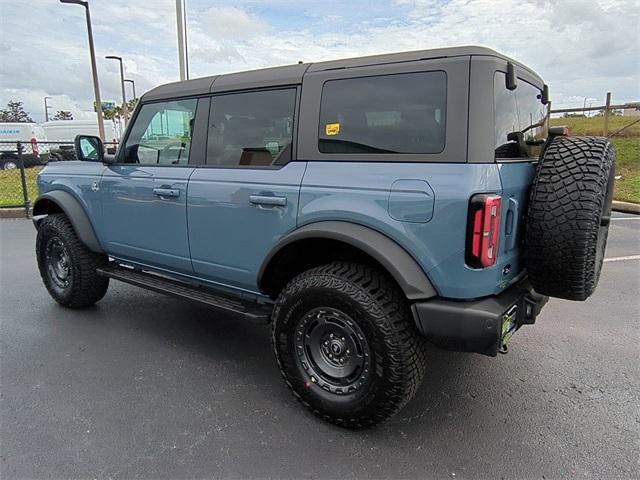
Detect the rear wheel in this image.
<box><xmin>525</xmin><ymin>136</ymin><xmax>616</xmax><ymax>300</ymax></box>
<box><xmin>271</xmin><ymin>262</ymin><xmax>426</xmax><ymax>429</ymax></box>
<box><xmin>36</xmin><ymin>214</ymin><xmax>109</xmax><ymax>308</ymax></box>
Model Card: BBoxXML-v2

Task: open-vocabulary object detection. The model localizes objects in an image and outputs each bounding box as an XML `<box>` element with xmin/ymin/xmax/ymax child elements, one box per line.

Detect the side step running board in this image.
<box><xmin>97</xmin><ymin>265</ymin><xmax>272</xmax><ymax>324</ymax></box>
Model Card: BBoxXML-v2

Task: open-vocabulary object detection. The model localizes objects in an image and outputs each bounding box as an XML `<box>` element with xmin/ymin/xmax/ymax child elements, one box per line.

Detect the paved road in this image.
<box><xmin>1</xmin><ymin>215</ymin><xmax>638</xmax><ymax>479</ymax></box>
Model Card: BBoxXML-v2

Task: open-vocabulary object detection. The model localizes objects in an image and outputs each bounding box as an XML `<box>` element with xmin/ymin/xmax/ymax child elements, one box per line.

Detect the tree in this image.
<box><xmin>0</xmin><ymin>101</ymin><xmax>34</xmax><ymax>122</ymax></box>
<box><xmin>52</xmin><ymin>110</ymin><xmax>73</xmax><ymax>120</ymax></box>
<box><xmin>103</xmin><ymin>105</ymin><xmax>121</xmax><ymax>121</ymax></box>
<box><xmin>127</xmin><ymin>98</ymin><xmax>138</xmax><ymax>112</ymax></box>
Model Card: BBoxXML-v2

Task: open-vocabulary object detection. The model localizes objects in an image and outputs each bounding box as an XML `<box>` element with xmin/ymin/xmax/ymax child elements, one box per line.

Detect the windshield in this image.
<box><xmin>494</xmin><ymin>72</ymin><xmax>548</xmax><ymax>159</ymax></box>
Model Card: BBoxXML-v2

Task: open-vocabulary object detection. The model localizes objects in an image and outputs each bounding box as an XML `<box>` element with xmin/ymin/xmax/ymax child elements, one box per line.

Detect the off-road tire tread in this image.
<box><xmin>271</xmin><ymin>261</ymin><xmax>427</xmax><ymax>429</ymax></box>
<box><xmin>36</xmin><ymin>213</ymin><xmax>109</xmax><ymax>308</ymax></box>
<box><xmin>525</xmin><ymin>136</ymin><xmax>615</xmax><ymax>300</ymax></box>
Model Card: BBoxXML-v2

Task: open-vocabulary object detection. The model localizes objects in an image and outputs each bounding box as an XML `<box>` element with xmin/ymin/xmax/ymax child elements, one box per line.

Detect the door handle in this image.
<box><xmin>153</xmin><ymin>187</ymin><xmax>180</xmax><ymax>198</ymax></box>
<box><xmin>249</xmin><ymin>195</ymin><xmax>287</xmax><ymax>207</ymax></box>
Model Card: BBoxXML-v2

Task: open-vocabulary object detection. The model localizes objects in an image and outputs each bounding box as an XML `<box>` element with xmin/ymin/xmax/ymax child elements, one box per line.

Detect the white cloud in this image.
<box><xmin>202</xmin><ymin>6</ymin><xmax>270</xmax><ymax>39</ymax></box>
<box><xmin>186</xmin><ymin>0</ymin><xmax>640</xmax><ymax>109</ymax></box>
<box><xmin>0</xmin><ymin>88</ymin><xmax>96</xmax><ymax>122</ymax></box>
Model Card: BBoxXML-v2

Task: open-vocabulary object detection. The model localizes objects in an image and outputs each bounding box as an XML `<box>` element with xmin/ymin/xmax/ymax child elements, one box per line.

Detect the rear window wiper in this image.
<box><xmin>507</xmin><ymin>118</ymin><xmax>547</xmax><ymax>146</ymax></box>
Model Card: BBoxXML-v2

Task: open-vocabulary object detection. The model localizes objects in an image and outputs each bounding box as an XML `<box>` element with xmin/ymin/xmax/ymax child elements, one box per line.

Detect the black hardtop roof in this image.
<box><xmin>143</xmin><ymin>46</ymin><xmax>542</xmax><ymax>101</ymax></box>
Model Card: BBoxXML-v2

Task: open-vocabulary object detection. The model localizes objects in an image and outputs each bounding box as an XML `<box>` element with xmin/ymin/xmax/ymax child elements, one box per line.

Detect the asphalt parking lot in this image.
<box><xmin>1</xmin><ymin>214</ymin><xmax>638</xmax><ymax>479</ymax></box>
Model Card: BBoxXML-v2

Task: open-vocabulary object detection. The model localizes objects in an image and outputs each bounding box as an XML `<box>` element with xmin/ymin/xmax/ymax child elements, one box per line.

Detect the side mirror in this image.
<box><xmin>541</xmin><ymin>84</ymin><xmax>550</xmax><ymax>105</ymax></box>
<box><xmin>74</xmin><ymin>135</ymin><xmax>104</xmax><ymax>162</ymax></box>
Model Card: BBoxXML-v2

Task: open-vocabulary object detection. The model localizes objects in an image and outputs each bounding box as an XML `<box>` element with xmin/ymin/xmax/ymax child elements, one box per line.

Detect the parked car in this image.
<box><xmin>32</xmin><ymin>46</ymin><xmax>615</xmax><ymax>428</ymax></box>
<box><xmin>0</xmin><ymin>122</ymin><xmax>50</xmax><ymax>169</ymax></box>
<box><xmin>42</xmin><ymin>119</ymin><xmax>120</xmax><ymax>159</ymax></box>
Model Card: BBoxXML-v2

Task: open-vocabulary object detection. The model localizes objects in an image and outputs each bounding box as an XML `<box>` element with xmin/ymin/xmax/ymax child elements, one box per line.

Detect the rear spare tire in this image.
<box><xmin>525</xmin><ymin>136</ymin><xmax>615</xmax><ymax>300</ymax></box>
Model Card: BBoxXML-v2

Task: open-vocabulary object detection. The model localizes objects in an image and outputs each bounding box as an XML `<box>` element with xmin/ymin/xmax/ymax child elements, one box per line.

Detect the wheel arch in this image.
<box><xmin>32</xmin><ymin>191</ymin><xmax>104</xmax><ymax>254</ymax></box>
<box><xmin>258</xmin><ymin>221</ymin><xmax>437</xmax><ymax>301</ymax></box>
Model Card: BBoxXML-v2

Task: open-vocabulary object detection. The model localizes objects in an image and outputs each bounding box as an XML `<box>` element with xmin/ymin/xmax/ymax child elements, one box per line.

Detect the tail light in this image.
<box><xmin>30</xmin><ymin>138</ymin><xmax>39</xmax><ymax>156</ymax></box>
<box><xmin>466</xmin><ymin>194</ymin><xmax>502</xmax><ymax>268</ymax></box>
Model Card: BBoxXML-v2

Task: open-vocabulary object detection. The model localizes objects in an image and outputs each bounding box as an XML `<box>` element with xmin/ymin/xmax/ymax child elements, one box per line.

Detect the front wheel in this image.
<box><xmin>36</xmin><ymin>213</ymin><xmax>109</xmax><ymax>308</ymax></box>
<box><xmin>1</xmin><ymin>159</ymin><xmax>17</xmax><ymax>170</ymax></box>
<box><xmin>271</xmin><ymin>262</ymin><xmax>427</xmax><ymax>429</ymax></box>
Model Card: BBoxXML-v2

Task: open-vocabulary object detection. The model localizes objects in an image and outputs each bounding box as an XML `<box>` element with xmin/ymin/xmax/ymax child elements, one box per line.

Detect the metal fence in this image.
<box><xmin>549</xmin><ymin>95</ymin><xmax>640</xmax><ymax>137</ymax></box>
<box><xmin>0</xmin><ymin>141</ymin><xmax>117</xmax><ymax>217</ymax></box>
<box><xmin>0</xmin><ymin>142</ymin><xmax>33</xmax><ymax>215</ymax></box>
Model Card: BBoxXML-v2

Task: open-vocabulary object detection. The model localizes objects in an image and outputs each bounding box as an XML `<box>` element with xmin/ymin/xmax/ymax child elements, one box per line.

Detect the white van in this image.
<box><xmin>41</xmin><ymin>119</ymin><xmax>120</xmax><ymax>143</ymax></box>
<box><xmin>42</xmin><ymin>119</ymin><xmax>120</xmax><ymax>158</ymax></box>
<box><xmin>0</xmin><ymin>123</ymin><xmax>50</xmax><ymax>170</ymax></box>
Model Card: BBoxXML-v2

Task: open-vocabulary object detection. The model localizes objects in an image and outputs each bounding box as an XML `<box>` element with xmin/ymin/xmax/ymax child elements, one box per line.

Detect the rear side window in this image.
<box><xmin>207</xmin><ymin>88</ymin><xmax>296</xmax><ymax>167</ymax></box>
<box><xmin>123</xmin><ymin>99</ymin><xmax>197</xmax><ymax>165</ymax></box>
<box><xmin>494</xmin><ymin>73</ymin><xmax>547</xmax><ymax>159</ymax></box>
<box><xmin>318</xmin><ymin>71</ymin><xmax>447</xmax><ymax>154</ymax></box>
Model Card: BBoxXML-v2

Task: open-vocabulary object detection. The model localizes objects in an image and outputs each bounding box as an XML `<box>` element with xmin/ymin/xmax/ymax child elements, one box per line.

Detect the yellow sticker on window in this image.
<box><xmin>325</xmin><ymin>123</ymin><xmax>340</xmax><ymax>136</ymax></box>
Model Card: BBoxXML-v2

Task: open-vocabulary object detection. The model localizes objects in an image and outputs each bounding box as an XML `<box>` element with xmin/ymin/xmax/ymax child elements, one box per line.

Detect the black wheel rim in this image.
<box><xmin>45</xmin><ymin>236</ymin><xmax>71</xmax><ymax>289</ymax></box>
<box><xmin>295</xmin><ymin>307</ymin><xmax>370</xmax><ymax>394</ymax></box>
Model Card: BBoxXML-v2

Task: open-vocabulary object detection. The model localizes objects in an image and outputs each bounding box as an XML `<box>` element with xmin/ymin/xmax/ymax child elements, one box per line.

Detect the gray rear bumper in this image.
<box><xmin>412</xmin><ymin>279</ymin><xmax>548</xmax><ymax>357</ymax></box>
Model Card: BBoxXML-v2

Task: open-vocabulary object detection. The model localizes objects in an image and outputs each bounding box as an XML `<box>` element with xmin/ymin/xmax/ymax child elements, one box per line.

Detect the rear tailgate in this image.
<box><xmin>496</xmin><ymin>161</ymin><xmax>537</xmax><ymax>291</ymax></box>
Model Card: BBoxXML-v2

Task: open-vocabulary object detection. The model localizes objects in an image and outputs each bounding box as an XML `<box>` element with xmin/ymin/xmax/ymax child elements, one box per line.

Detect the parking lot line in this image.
<box><xmin>610</xmin><ymin>217</ymin><xmax>640</xmax><ymax>221</ymax></box>
<box><xmin>603</xmin><ymin>254</ymin><xmax>640</xmax><ymax>263</ymax></box>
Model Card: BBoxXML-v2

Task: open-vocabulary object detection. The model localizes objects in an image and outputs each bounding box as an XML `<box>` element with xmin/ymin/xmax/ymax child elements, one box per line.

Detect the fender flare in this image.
<box><xmin>258</xmin><ymin>221</ymin><xmax>437</xmax><ymax>300</ymax></box>
<box><xmin>32</xmin><ymin>191</ymin><xmax>104</xmax><ymax>253</ymax></box>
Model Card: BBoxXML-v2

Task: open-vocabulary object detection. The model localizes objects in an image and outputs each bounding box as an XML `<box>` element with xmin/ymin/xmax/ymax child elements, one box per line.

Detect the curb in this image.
<box><xmin>612</xmin><ymin>200</ymin><xmax>640</xmax><ymax>215</ymax></box>
<box><xmin>0</xmin><ymin>208</ymin><xmax>31</xmax><ymax>219</ymax></box>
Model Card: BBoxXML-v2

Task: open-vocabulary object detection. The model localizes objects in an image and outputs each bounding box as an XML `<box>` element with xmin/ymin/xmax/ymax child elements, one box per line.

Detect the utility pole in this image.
<box><xmin>176</xmin><ymin>0</ymin><xmax>186</xmax><ymax>81</ymax></box>
<box><xmin>59</xmin><ymin>0</ymin><xmax>106</xmax><ymax>141</ymax></box>
<box><xmin>44</xmin><ymin>96</ymin><xmax>52</xmax><ymax>122</ymax></box>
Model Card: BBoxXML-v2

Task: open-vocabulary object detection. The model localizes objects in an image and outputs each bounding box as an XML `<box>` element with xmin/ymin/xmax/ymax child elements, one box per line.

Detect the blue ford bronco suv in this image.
<box><xmin>33</xmin><ymin>47</ymin><xmax>615</xmax><ymax>428</ymax></box>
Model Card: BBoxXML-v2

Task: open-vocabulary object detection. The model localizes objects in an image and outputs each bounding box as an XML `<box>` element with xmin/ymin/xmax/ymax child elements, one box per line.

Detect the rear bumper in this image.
<box><xmin>412</xmin><ymin>279</ymin><xmax>548</xmax><ymax>357</ymax></box>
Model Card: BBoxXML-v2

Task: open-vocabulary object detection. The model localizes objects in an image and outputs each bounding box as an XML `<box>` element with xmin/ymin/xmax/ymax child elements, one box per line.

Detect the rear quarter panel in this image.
<box><xmin>299</xmin><ymin>161</ymin><xmax>518</xmax><ymax>299</ymax></box>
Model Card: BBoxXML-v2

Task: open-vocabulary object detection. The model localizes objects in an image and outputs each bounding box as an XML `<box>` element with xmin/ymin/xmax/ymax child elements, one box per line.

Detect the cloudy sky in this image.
<box><xmin>0</xmin><ymin>0</ymin><xmax>638</xmax><ymax>122</ymax></box>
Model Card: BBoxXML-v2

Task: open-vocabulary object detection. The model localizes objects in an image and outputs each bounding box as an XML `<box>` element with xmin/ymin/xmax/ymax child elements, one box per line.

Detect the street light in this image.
<box><xmin>175</xmin><ymin>0</ymin><xmax>187</xmax><ymax>80</ymax></box>
<box><xmin>124</xmin><ymin>79</ymin><xmax>136</xmax><ymax>100</ymax></box>
<box><xmin>105</xmin><ymin>55</ymin><xmax>128</xmax><ymax>124</ymax></box>
<box><xmin>43</xmin><ymin>96</ymin><xmax>52</xmax><ymax>122</ymax></box>
<box><xmin>59</xmin><ymin>0</ymin><xmax>106</xmax><ymax>141</ymax></box>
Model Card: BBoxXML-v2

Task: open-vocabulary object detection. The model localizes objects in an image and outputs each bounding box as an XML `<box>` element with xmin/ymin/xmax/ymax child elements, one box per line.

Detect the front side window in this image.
<box><xmin>494</xmin><ymin>73</ymin><xmax>548</xmax><ymax>159</ymax></box>
<box><xmin>123</xmin><ymin>98</ymin><xmax>197</xmax><ymax>165</ymax></box>
<box><xmin>318</xmin><ymin>71</ymin><xmax>447</xmax><ymax>155</ymax></box>
<box><xmin>207</xmin><ymin>89</ymin><xmax>296</xmax><ymax>167</ymax></box>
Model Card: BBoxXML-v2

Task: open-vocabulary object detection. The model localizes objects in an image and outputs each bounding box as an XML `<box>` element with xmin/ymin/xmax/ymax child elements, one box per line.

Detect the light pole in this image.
<box><xmin>175</xmin><ymin>0</ymin><xmax>188</xmax><ymax>80</ymax></box>
<box><xmin>105</xmin><ymin>55</ymin><xmax>128</xmax><ymax>125</ymax></box>
<box><xmin>124</xmin><ymin>79</ymin><xmax>136</xmax><ymax>100</ymax></box>
<box><xmin>59</xmin><ymin>0</ymin><xmax>106</xmax><ymax>141</ymax></box>
<box><xmin>43</xmin><ymin>96</ymin><xmax>52</xmax><ymax>122</ymax></box>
